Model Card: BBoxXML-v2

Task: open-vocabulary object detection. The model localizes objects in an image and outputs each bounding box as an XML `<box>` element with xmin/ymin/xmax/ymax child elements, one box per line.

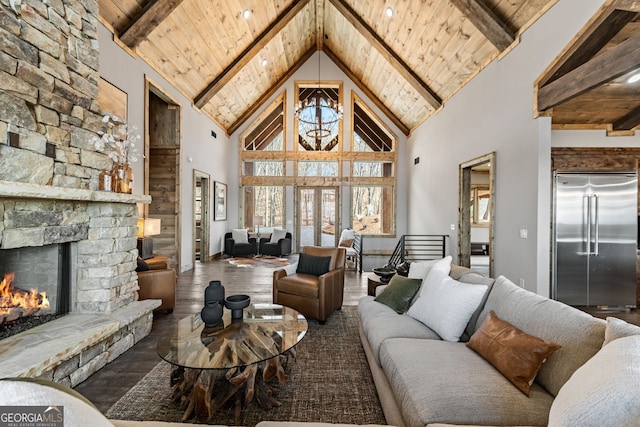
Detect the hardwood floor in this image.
<box><xmin>74</xmin><ymin>257</ymin><xmax>640</xmax><ymax>413</ymax></box>
<box><xmin>74</xmin><ymin>256</ymin><xmax>370</xmax><ymax>412</ymax></box>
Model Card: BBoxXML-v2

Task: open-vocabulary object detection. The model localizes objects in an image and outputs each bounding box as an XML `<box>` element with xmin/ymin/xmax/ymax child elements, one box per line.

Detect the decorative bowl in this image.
<box><xmin>372</xmin><ymin>267</ymin><xmax>396</xmax><ymax>283</ymax></box>
<box><xmin>225</xmin><ymin>294</ymin><xmax>250</xmax><ymax>320</ymax></box>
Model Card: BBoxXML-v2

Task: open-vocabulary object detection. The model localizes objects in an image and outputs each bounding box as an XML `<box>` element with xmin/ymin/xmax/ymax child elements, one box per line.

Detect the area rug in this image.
<box><xmin>226</xmin><ymin>255</ymin><xmax>292</xmax><ymax>269</ymax></box>
<box><xmin>105</xmin><ymin>306</ymin><xmax>385</xmax><ymax>426</ymax></box>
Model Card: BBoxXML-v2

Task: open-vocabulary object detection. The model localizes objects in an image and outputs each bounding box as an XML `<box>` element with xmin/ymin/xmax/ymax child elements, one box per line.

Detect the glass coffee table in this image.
<box><xmin>156</xmin><ymin>303</ymin><xmax>307</xmax><ymax>424</ymax></box>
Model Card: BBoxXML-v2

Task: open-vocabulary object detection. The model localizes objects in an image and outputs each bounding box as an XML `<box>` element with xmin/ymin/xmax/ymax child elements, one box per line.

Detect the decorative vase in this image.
<box><xmin>124</xmin><ymin>162</ymin><xmax>134</xmax><ymax>194</ymax></box>
<box><xmin>200</xmin><ymin>301</ymin><xmax>223</xmax><ymax>327</ymax></box>
<box><xmin>98</xmin><ymin>169</ymin><xmax>112</xmax><ymax>191</ymax></box>
<box><xmin>225</xmin><ymin>294</ymin><xmax>250</xmax><ymax>320</ymax></box>
<box><xmin>204</xmin><ymin>280</ymin><xmax>225</xmax><ymax>305</ymax></box>
<box><xmin>112</xmin><ymin>163</ymin><xmax>127</xmax><ymax>193</ymax></box>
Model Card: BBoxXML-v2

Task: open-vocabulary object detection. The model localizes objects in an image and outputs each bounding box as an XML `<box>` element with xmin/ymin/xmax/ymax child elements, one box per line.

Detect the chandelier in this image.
<box><xmin>295</xmin><ymin>88</ymin><xmax>343</xmax><ymax>150</ymax></box>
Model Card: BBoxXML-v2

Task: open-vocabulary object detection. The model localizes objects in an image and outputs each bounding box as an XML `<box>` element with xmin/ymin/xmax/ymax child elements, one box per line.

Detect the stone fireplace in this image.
<box><xmin>0</xmin><ymin>183</ymin><xmax>158</xmax><ymax>387</ymax></box>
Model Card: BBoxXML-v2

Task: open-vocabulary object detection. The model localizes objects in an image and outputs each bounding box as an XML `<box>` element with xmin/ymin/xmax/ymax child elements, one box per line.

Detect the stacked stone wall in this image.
<box><xmin>0</xmin><ymin>0</ymin><xmax>109</xmax><ymax>190</ymax></box>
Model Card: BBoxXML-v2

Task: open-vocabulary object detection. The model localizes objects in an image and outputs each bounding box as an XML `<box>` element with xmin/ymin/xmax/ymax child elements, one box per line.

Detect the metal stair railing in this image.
<box><xmin>387</xmin><ymin>234</ymin><xmax>449</xmax><ymax>266</ymax></box>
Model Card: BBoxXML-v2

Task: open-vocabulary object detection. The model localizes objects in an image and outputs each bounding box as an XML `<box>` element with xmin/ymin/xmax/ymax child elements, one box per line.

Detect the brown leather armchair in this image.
<box><xmin>272</xmin><ymin>246</ymin><xmax>346</xmax><ymax>323</ymax></box>
<box><xmin>137</xmin><ymin>258</ymin><xmax>176</xmax><ymax>313</ymax></box>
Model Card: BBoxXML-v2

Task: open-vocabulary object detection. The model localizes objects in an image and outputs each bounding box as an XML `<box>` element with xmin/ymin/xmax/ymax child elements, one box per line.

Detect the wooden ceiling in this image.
<box><xmin>536</xmin><ymin>0</ymin><xmax>640</xmax><ymax>136</ymax></box>
<box><xmin>99</xmin><ymin>0</ymin><xmax>560</xmax><ymax>137</ymax></box>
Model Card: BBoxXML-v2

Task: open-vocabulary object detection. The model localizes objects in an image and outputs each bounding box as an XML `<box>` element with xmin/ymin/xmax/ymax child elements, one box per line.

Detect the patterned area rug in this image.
<box><xmin>105</xmin><ymin>306</ymin><xmax>385</xmax><ymax>426</ymax></box>
<box><xmin>226</xmin><ymin>255</ymin><xmax>292</xmax><ymax>269</ymax></box>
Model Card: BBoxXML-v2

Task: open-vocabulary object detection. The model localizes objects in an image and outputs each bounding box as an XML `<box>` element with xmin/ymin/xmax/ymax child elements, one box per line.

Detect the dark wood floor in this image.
<box><xmin>74</xmin><ymin>257</ymin><xmax>640</xmax><ymax>413</ymax></box>
<box><xmin>74</xmin><ymin>256</ymin><xmax>370</xmax><ymax>412</ymax></box>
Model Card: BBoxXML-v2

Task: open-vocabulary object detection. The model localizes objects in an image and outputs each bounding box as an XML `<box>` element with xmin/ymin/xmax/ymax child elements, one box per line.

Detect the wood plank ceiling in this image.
<box><xmin>99</xmin><ymin>0</ymin><xmax>560</xmax><ymax>137</ymax></box>
<box><xmin>536</xmin><ymin>0</ymin><xmax>640</xmax><ymax>136</ymax></box>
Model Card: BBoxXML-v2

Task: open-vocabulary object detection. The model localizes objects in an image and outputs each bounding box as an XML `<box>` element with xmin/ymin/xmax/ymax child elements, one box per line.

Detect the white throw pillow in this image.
<box><xmin>270</xmin><ymin>229</ymin><xmax>288</xmax><ymax>243</ymax></box>
<box><xmin>338</xmin><ymin>228</ymin><xmax>356</xmax><ymax>245</ymax></box>
<box><xmin>231</xmin><ymin>228</ymin><xmax>249</xmax><ymax>244</ymax></box>
<box><xmin>548</xmin><ymin>335</ymin><xmax>640</xmax><ymax>427</ymax></box>
<box><xmin>408</xmin><ymin>256</ymin><xmax>452</xmax><ymax>282</ymax></box>
<box><xmin>407</xmin><ymin>269</ymin><xmax>488</xmax><ymax>342</ymax></box>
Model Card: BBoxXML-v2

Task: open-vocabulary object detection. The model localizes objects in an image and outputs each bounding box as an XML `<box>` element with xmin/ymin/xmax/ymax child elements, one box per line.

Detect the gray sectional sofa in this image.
<box><xmin>358</xmin><ymin>264</ymin><xmax>640</xmax><ymax>427</ymax></box>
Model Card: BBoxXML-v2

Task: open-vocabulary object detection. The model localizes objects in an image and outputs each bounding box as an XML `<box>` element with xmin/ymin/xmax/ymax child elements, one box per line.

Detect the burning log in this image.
<box><xmin>0</xmin><ymin>272</ymin><xmax>50</xmax><ymax>326</ymax></box>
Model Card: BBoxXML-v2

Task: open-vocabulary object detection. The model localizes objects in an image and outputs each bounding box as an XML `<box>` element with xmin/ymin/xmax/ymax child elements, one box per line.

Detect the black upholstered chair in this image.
<box><xmin>259</xmin><ymin>231</ymin><xmax>292</xmax><ymax>256</ymax></box>
<box><xmin>224</xmin><ymin>231</ymin><xmax>257</xmax><ymax>257</ymax></box>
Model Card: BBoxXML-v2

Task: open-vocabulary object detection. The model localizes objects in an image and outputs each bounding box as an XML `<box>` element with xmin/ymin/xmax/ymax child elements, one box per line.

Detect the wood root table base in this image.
<box><xmin>170</xmin><ymin>349</ymin><xmax>295</xmax><ymax>425</ymax></box>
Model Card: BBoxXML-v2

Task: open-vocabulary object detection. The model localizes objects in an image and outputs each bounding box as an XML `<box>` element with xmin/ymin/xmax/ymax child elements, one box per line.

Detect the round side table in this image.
<box><xmin>367</xmin><ymin>274</ymin><xmax>385</xmax><ymax>296</ymax></box>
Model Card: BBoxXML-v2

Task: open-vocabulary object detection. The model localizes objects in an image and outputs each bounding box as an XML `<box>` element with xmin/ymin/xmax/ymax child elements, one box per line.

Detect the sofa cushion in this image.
<box><xmin>548</xmin><ymin>335</ymin><xmax>640</xmax><ymax>427</ymax></box>
<box><xmin>467</xmin><ymin>311</ymin><xmax>561</xmax><ymax>396</ymax></box>
<box><xmin>603</xmin><ymin>316</ymin><xmax>640</xmax><ymax>346</ymax></box>
<box><xmin>407</xmin><ymin>270</ymin><xmax>488</xmax><ymax>342</ymax></box>
<box><xmin>358</xmin><ymin>296</ymin><xmax>440</xmax><ymax>366</ymax></box>
<box><xmin>379</xmin><ymin>338</ymin><xmax>553</xmax><ymax>427</ymax></box>
<box><xmin>374</xmin><ymin>275</ymin><xmax>422</xmax><ymax>314</ymax></box>
<box><xmin>476</xmin><ymin>275</ymin><xmax>606</xmax><ymax>397</ymax></box>
<box><xmin>448</xmin><ymin>265</ymin><xmax>496</xmax><ymax>342</ymax></box>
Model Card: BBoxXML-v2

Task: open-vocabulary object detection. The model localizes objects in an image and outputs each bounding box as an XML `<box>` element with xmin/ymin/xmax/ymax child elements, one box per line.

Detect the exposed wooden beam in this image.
<box><xmin>613</xmin><ymin>104</ymin><xmax>640</xmax><ymax>131</ymax></box>
<box><xmin>538</xmin><ymin>31</ymin><xmax>640</xmax><ymax>111</ymax></box>
<box><xmin>227</xmin><ymin>47</ymin><xmax>316</xmax><ymax>136</ymax></box>
<box><xmin>119</xmin><ymin>0</ymin><xmax>185</xmax><ymax>49</ymax></box>
<box><xmin>323</xmin><ymin>46</ymin><xmax>410</xmax><ymax>136</ymax></box>
<box><xmin>544</xmin><ymin>9</ymin><xmax>637</xmax><ymax>85</ymax></box>
<box><xmin>448</xmin><ymin>0</ymin><xmax>515</xmax><ymax>51</ymax></box>
<box><xmin>328</xmin><ymin>0</ymin><xmax>442</xmax><ymax>111</ymax></box>
<box><xmin>195</xmin><ymin>0</ymin><xmax>311</xmax><ymax>109</ymax></box>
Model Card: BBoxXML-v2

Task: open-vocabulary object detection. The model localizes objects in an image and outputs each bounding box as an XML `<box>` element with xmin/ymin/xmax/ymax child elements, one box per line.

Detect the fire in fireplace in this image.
<box><xmin>0</xmin><ymin>243</ymin><xmax>71</xmax><ymax>338</ymax></box>
<box><xmin>0</xmin><ymin>272</ymin><xmax>51</xmax><ymax>325</ymax></box>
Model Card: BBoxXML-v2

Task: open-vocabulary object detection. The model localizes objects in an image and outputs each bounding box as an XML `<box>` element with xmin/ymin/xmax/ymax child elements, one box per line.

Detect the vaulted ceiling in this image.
<box><xmin>98</xmin><ymin>0</ymin><xmax>638</xmax><ymax>138</ymax></box>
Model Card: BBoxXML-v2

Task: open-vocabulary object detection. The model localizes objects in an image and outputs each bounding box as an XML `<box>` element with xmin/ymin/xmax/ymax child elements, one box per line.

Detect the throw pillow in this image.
<box><xmin>231</xmin><ymin>228</ymin><xmax>249</xmax><ymax>244</ymax></box>
<box><xmin>603</xmin><ymin>316</ymin><xmax>640</xmax><ymax>346</ymax></box>
<box><xmin>548</xmin><ymin>335</ymin><xmax>640</xmax><ymax>426</ymax></box>
<box><xmin>408</xmin><ymin>255</ymin><xmax>452</xmax><ymax>283</ymax></box>
<box><xmin>296</xmin><ymin>253</ymin><xmax>331</xmax><ymax>276</ymax></box>
<box><xmin>339</xmin><ymin>239</ymin><xmax>354</xmax><ymax>248</ymax></box>
<box><xmin>374</xmin><ymin>275</ymin><xmax>422</xmax><ymax>313</ymax></box>
<box><xmin>406</xmin><ymin>269</ymin><xmax>487</xmax><ymax>342</ymax></box>
<box><xmin>270</xmin><ymin>229</ymin><xmax>288</xmax><ymax>243</ymax></box>
<box><xmin>467</xmin><ymin>310</ymin><xmax>561</xmax><ymax>396</ymax></box>
<box><xmin>338</xmin><ymin>228</ymin><xmax>356</xmax><ymax>244</ymax></box>
<box><xmin>136</xmin><ymin>257</ymin><xmax>150</xmax><ymax>272</ymax></box>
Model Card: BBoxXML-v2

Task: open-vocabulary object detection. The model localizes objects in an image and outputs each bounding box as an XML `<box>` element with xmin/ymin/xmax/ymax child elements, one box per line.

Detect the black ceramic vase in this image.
<box><xmin>225</xmin><ymin>294</ymin><xmax>250</xmax><ymax>320</ymax></box>
<box><xmin>204</xmin><ymin>280</ymin><xmax>225</xmax><ymax>305</ymax></box>
<box><xmin>200</xmin><ymin>301</ymin><xmax>223</xmax><ymax>327</ymax></box>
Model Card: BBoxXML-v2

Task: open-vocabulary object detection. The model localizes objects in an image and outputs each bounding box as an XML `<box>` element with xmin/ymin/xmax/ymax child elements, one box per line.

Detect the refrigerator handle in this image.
<box><xmin>585</xmin><ymin>195</ymin><xmax>591</xmax><ymax>256</ymax></box>
<box><xmin>593</xmin><ymin>194</ymin><xmax>599</xmax><ymax>256</ymax></box>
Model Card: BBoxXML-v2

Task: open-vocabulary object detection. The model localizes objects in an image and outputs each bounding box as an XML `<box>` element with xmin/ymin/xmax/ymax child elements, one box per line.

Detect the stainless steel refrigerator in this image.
<box><xmin>552</xmin><ymin>172</ymin><xmax>637</xmax><ymax>308</ymax></box>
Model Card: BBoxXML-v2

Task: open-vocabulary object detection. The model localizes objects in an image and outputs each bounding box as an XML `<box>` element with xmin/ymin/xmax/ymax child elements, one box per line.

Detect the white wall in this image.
<box><xmin>98</xmin><ymin>24</ymin><xmax>230</xmax><ymax>272</ymax></box>
<box><xmin>553</xmin><ymin>129</ymin><xmax>640</xmax><ymax>147</ymax></box>
<box><xmin>407</xmin><ymin>0</ymin><xmax>604</xmax><ymax>295</ymax></box>
<box><xmin>230</xmin><ymin>51</ymin><xmax>409</xmax><ymax>257</ymax></box>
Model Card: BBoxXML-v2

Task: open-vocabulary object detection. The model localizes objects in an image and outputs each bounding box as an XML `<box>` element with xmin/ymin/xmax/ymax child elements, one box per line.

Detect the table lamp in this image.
<box><xmin>137</xmin><ymin>218</ymin><xmax>161</xmax><ymax>259</ymax></box>
<box><xmin>253</xmin><ymin>215</ymin><xmax>264</xmax><ymax>236</ymax></box>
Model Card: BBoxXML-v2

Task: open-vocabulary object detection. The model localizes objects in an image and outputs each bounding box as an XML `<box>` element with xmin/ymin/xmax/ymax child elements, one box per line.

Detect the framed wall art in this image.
<box><xmin>214</xmin><ymin>181</ymin><xmax>227</xmax><ymax>221</ymax></box>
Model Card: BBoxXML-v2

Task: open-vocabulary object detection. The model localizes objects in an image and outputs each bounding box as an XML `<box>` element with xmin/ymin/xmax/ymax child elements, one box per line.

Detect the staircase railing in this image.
<box><xmin>388</xmin><ymin>235</ymin><xmax>449</xmax><ymax>266</ymax></box>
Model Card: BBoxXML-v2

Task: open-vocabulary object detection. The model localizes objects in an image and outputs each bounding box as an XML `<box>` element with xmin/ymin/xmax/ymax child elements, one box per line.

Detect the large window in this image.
<box><xmin>349</xmin><ymin>94</ymin><xmax>396</xmax><ymax>236</ymax></box>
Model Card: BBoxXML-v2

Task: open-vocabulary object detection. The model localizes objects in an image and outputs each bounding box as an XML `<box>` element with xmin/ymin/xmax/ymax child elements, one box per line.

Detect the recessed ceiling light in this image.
<box><xmin>386</xmin><ymin>7</ymin><xmax>393</xmax><ymax>17</ymax></box>
<box><xmin>628</xmin><ymin>72</ymin><xmax>640</xmax><ymax>84</ymax></box>
<box><xmin>243</xmin><ymin>9</ymin><xmax>251</xmax><ymax>19</ymax></box>
<box><xmin>261</xmin><ymin>59</ymin><xmax>268</xmax><ymax>67</ymax></box>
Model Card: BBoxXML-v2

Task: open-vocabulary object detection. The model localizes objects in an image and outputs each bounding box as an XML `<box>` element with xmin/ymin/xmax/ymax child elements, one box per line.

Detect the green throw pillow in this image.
<box><xmin>375</xmin><ymin>274</ymin><xmax>422</xmax><ymax>313</ymax></box>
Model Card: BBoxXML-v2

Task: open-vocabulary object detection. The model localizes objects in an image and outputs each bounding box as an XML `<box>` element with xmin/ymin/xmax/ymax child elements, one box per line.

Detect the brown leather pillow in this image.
<box><xmin>339</xmin><ymin>239</ymin><xmax>353</xmax><ymax>248</ymax></box>
<box><xmin>467</xmin><ymin>310</ymin><xmax>561</xmax><ymax>396</ymax></box>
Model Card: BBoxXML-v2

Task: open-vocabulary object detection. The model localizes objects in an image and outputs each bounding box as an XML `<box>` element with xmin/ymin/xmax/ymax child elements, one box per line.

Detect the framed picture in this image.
<box><xmin>214</xmin><ymin>181</ymin><xmax>227</xmax><ymax>221</ymax></box>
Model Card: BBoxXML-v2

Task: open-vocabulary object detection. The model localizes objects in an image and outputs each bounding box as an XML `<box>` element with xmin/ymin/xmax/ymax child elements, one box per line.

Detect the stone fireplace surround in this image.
<box><xmin>0</xmin><ymin>180</ymin><xmax>159</xmax><ymax>387</ymax></box>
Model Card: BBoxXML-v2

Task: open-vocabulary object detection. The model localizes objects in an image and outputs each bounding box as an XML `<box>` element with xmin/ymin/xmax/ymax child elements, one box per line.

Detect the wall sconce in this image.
<box><xmin>253</xmin><ymin>215</ymin><xmax>264</xmax><ymax>236</ymax></box>
<box><xmin>137</xmin><ymin>218</ymin><xmax>162</xmax><ymax>259</ymax></box>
